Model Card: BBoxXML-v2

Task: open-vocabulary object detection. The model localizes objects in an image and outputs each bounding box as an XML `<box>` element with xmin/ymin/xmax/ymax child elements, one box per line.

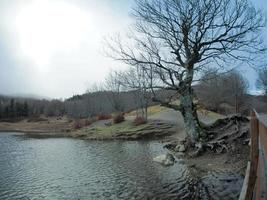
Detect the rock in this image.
<box><xmin>163</xmin><ymin>142</ymin><xmax>177</xmax><ymax>150</ymax></box>
<box><xmin>179</xmin><ymin>145</ymin><xmax>186</xmax><ymax>152</ymax></box>
<box><xmin>188</xmin><ymin>164</ymin><xmax>196</xmax><ymax>168</ymax></box>
<box><xmin>175</xmin><ymin>144</ymin><xmax>186</xmax><ymax>152</ymax></box>
<box><xmin>174</xmin><ymin>145</ymin><xmax>179</xmax><ymax>152</ymax></box>
<box><xmin>179</xmin><ymin>138</ymin><xmax>186</xmax><ymax>144</ymax></box>
<box><xmin>153</xmin><ymin>153</ymin><xmax>175</xmax><ymax>166</ymax></box>
<box><xmin>105</xmin><ymin>122</ymin><xmax>112</xmax><ymax>126</ymax></box>
<box><xmin>195</xmin><ymin>142</ymin><xmax>203</xmax><ymax>149</ymax></box>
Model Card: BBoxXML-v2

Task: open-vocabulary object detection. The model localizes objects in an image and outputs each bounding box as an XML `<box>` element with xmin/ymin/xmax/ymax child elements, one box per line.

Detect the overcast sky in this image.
<box><xmin>0</xmin><ymin>0</ymin><xmax>266</xmax><ymax>99</ymax></box>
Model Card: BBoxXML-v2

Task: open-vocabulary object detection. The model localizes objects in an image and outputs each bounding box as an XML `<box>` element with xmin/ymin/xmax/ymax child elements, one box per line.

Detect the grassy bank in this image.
<box><xmin>74</xmin><ymin>120</ymin><xmax>176</xmax><ymax>140</ymax></box>
<box><xmin>0</xmin><ymin>102</ymin><xmax>223</xmax><ymax>140</ymax></box>
<box><xmin>0</xmin><ymin>116</ymin><xmax>176</xmax><ymax>140</ymax></box>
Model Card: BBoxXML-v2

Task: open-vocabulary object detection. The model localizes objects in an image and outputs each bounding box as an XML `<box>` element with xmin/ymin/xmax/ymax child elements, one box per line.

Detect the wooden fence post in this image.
<box><xmin>245</xmin><ymin>110</ymin><xmax>259</xmax><ymax>200</ymax></box>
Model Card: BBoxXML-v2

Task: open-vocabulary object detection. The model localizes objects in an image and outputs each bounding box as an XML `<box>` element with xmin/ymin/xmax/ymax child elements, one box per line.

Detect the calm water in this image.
<box><xmin>0</xmin><ymin>132</ymin><xmax>243</xmax><ymax>200</ymax></box>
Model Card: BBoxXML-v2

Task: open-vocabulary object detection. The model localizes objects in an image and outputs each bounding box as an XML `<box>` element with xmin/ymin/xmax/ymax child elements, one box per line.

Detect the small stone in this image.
<box><xmin>195</xmin><ymin>142</ymin><xmax>203</xmax><ymax>149</ymax></box>
<box><xmin>175</xmin><ymin>144</ymin><xmax>186</xmax><ymax>152</ymax></box>
<box><xmin>153</xmin><ymin>153</ymin><xmax>175</xmax><ymax>166</ymax></box>
<box><xmin>179</xmin><ymin>145</ymin><xmax>186</xmax><ymax>152</ymax></box>
<box><xmin>105</xmin><ymin>122</ymin><xmax>112</xmax><ymax>126</ymax></box>
<box><xmin>188</xmin><ymin>164</ymin><xmax>196</xmax><ymax>168</ymax></box>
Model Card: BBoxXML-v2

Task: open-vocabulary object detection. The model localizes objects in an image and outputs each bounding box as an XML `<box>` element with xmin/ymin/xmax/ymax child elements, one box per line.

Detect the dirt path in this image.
<box><xmin>149</xmin><ymin>109</ymin><xmax>186</xmax><ymax>141</ymax></box>
<box><xmin>148</xmin><ymin>109</ymin><xmax>224</xmax><ymax>142</ymax></box>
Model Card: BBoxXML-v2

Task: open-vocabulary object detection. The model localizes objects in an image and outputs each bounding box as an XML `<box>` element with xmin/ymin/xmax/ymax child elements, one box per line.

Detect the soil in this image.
<box><xmin>0</xmin><ymin>117</ymin><xmax>71</xmax><ymax>134</ymax></box>
<box><xmin>184</xmin><ymin>143</ymin><xmax>249</xmax><ymax>177</ymax></box>
<box><xmin>163</xmin><ymin>114</ymin><xmax>250</xmax><ymax>177</ymax></box>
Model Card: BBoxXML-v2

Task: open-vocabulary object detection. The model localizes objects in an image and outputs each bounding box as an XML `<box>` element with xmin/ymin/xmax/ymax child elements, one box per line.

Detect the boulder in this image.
<box><xmin>153</xmin><ymin>153</ymin><xmax>175</xmax><ymax>166</ymax></box>
<box><xmin>105</xmin><ymin>122</ymin><xmax>112</xmax><ymax>126</ymax></box>
<box><xmin>175</xmin><ymin>144</ymin><xmax>186</xmax><ymax>152</ymax></box>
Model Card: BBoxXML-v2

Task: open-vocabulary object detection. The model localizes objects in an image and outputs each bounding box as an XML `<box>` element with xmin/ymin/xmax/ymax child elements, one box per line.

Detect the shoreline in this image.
<box><xmin>0</xmin><ymin>118</ymin><xmax>177</xmax><ymax>141</ymax></box>
<box><xmin>0</xmin><ymin>116</ymin><xmax>249</xmax><ymax>177</ymax></box>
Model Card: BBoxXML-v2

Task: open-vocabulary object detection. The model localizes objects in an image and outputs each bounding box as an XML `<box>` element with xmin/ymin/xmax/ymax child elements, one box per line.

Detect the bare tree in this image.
<box><xmin>105</xmin><ymin>71</ymin><xmax>125</xmax><ymax>113</ymax></box>
<box><xmin>117</xmin><ymin>66</ymin><xmax>154</xmax><ymax>119</ymax></box>
<box><xmin>226</xmin><ymin>71</ymin><xmax>248</xmax><ymax>113</ymax></box>
<box><xmin>106</xmin><ymin>0</ymin><xmax>265</xmax><ymax>142</ymax></box>
<box><xmin>257</xmin><ymin>67</ymin><xmax>267</xmax><ymax>95</ymax></box>
<box><xmin>197</xmin><ymin>69</ymin><xmax>248</xmax><ymax>114</ymax></box>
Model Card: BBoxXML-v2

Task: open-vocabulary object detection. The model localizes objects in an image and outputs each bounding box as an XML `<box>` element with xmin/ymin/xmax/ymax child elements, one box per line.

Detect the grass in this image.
<box><xmin>147</xmin><ymin>105</ymin><xmax>168</xmax><ymax>116</ymax></box>
<box><xmin>126</xmin><ymin>105</ymin><xmax>168</xmax><ymax>117</ymax></box>
<box><xmin>85</xmin><ymin>120</ymin><xmax>149</xmax><ymax>136</ymax></box>
<box><xmin>79</xmin><ymin>118</ymin><xmax>175</xmax><ymax>140</ymax></box>
<box><xmin>197</xmin><ymin>108</ymin><xmax>224</xmax><ymax>118</ymax></box>
<box><xmin>80</xmin><ymin>99</ymin><xmax>223</xmax><ymax>138</ymax></box>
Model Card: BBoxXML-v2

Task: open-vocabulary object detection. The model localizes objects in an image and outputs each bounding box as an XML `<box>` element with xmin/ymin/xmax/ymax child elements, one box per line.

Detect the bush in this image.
<box><xmin>84</xmin><ymin>119</ymin><xmax>92</xmax><ymax>126</ymax></box>
<box><xmin>73</xmin><ymin>120</ymin><xmax>82</xmax><ymax>129</ymax></box>
<box><xmin>113</xmin><ymin>114</ymin><xmax>125</xmax><ymax>124</ymax></box>
<box><xmin>97</xmin><ymin>114</ymin><xmax>112</xmax><ymax>120</ymax></box>
<box><xmin>133</xmin><ymin>116</ymin><xmax>147</xmax><ymax>126</ymax></box>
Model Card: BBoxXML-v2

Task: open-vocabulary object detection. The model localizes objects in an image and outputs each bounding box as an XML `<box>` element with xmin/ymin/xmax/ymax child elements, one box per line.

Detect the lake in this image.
<box><xmin>0</xmin><ymin>132</ymin><xmax>243</xmax><ymax>200</ymax></box>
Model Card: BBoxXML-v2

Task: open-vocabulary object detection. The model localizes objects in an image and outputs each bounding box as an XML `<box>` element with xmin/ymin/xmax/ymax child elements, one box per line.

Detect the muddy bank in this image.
<box><xmin>0</xmin><ymin>117</ymin><xmax>71</xmax><ymax>134</ymax></box>
<box><xmin>163</xmin><ymin>115</ymin><xmax>250</xmax><ymax>177</ymax></box>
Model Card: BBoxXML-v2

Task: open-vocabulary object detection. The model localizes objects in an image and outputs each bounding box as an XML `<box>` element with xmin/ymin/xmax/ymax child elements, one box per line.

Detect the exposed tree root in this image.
<box><xmin>189</xmin><ymin>115</ymin><xmax>249</xmax><ymax>157</ymax></box>
<box><xmin>164</xmin><ymin>115</ymin><xmax>250</xmax><ymax>157</ymax></box>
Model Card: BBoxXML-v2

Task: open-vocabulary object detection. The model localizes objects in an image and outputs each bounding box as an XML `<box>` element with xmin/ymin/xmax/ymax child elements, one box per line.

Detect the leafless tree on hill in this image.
<box><xmin>197</xmin><ymin>69</ymin><xmax>248</xmax><ymax>114</ymax></box>
<box><xmin>105</xmin><ymin>71</ymin><xmax>125</xmax><ymax>113</ymax></box>
<box><xmin>257</xmin><ymin>67</ymin><xmax>267</xmax><ymax>95</ymax></box>
<box><xmin>117</xmin><ymin>66</ymin><xmax>154</xmax><ymax>119</ymax></box>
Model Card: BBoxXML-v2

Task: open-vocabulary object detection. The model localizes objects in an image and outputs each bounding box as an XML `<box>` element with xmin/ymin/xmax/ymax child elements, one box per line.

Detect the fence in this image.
<box><xmin>239</xmin><ymin>110</ymin><xmax>267</xmax><ymax>200</ymax></box>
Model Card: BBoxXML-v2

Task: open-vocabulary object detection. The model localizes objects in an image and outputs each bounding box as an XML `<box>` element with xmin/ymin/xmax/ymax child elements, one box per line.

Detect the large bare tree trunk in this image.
<box><xmin>180</xmin><ymin>86</ymin><xmax>202</xmax><ymax>142</ymax></box>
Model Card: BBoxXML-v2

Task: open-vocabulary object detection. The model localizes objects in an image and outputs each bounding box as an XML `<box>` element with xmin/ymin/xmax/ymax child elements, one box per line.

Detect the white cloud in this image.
<box><xmin>0</xmin><ymin>0</ymin><xmax>133</xmax><ymax>98</ymax></box>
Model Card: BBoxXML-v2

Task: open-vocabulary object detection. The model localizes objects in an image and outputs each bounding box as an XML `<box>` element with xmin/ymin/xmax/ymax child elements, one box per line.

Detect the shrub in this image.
<box><xmin>73</xmin><ymin>120</ymin><xmax>82</xmax><ymax>129</ymax></box>
<box><xmin>133</xmin><ymin>116</ymin><xmax>147</xmax><ymax>126</ymax></box>
<box><xmin>113</xmin><ymin>113</ymin><xmax>125</xmax><ymax>124</ymax></box>
<box><xmin>97</xmin><ymin>114</ymin><xmax>112</xmax><ymax>120</ymax></box>
<box><xmin>84</xmin><ymin>119</ymin><xmax>92</xmax><ymax>126</ymax></box>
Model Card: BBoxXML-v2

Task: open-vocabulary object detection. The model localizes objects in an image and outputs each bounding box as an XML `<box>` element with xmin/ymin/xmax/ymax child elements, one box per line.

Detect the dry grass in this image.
<box><xmin>84</xmin><ymin>120</ymin><xmax>149</xmax><ymax>136</ymax></box>
<box><xmin>197</xmin><ymin>109</ymin><xmax>224</xmax><ymax>119</ymax></box>
<box><xmin>76</xmin><ymin>119</ymin><xmax>175</xmax><ymax>140</ymax></box>
<box><xmin>126</xmin><ymin>105</ymin><xmax>168</xmax><ymax>117</ymax></box>
<box><xmin>0</xmin><ymin>116</ymin><xmax>72</xmax><ymax>133</ymax></box>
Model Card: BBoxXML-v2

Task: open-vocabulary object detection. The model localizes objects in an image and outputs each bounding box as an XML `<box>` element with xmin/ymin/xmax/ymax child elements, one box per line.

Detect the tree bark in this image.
<box><xmin>180</xmin><ymin>86</ymin><xmax>203</xmax><ymax>142</ymax></box>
